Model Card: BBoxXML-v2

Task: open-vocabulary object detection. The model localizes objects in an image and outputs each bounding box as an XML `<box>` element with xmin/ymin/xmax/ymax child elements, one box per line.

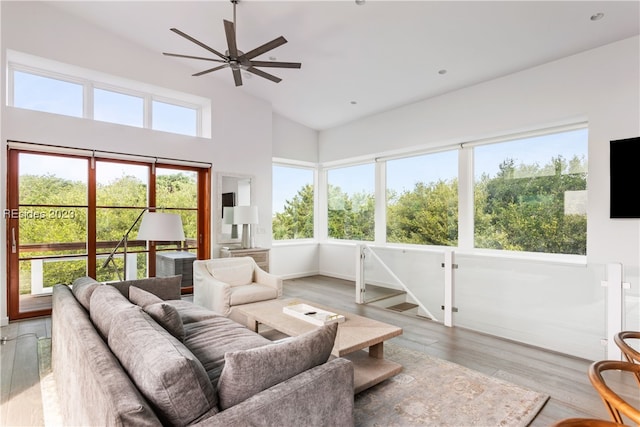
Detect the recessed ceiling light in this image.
<box><xmin>350</xmin><ymin>101</ymin><xmax>358</xmax><ymax>105</ymax></box>
<box><xmin>269</xmin><ymin>56</ymin><xmax>277</xmax><ymax>61</ymax></box>
<box><xmin>590</xmin><ymin>12</ymin><xmax>604</xmax><ymax>21</ymax></box>
<box><xmin>438</xmin><ymin>69</ymin><xmax>447</xmax><ymax>75</ymax></box>
<box><xmin>355</xmin><ymin>0</ymin><xmax>365</xmax><ymax>5</ymax></box>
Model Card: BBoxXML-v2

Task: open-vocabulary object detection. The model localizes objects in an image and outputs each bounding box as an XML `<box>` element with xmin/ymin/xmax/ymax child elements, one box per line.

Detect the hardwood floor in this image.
<box><xmin>1</xmin><ymin>275</ymin><xmax>637</xmax><ymax>426</ymax></box>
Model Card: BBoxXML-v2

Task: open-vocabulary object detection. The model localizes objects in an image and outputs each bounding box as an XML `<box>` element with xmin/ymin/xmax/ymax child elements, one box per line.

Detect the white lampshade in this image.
<box><xmin>137</xmin><ymin>212</ymin><xmax>185</xmax><ymax>241</ymax></box>
<box><xmin>223</xmin><ymin>206</ymin><xmax>235</xmax><ymax>225</ymax></box>
<box><xmin>233</xmin><ymin>206</ymin><xmax>259</xmax><ymax>225</ymax></box>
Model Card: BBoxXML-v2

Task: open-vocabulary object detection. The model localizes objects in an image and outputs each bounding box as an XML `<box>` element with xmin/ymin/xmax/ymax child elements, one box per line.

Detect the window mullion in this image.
<box><xmin>144</xmin><ymin>95</ymin><xmax>152</xmax><ymax>129</ymax></box>
<box><xmin>84</xmin><ymin>82</ymin><xmax>94</xmax><ymax>119</ymax></box>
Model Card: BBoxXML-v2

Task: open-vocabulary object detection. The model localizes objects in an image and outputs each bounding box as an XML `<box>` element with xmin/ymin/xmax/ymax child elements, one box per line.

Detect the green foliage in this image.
<box><xmin>328</xmin><ymin>185</ymin><xmax>375</xmax><ymax>241</ymax></box>
<box><xmin>273</xmin><ymin>155</ymin><xmax>586</xmax><ymax>255</ymax></box>
<box><xmin>273</xmin><ymin>184</ymin><xmax>314</xmax><ymax>240</ymax></box>
<box><xmin>387</xmin><ymin>180</ymin><xmax>458</xmax><ymax>246</ymax></box>
<box><xmin>474</xmin><ymin>156</ymin><xmax>587</xmax><ymax>254</ymax></box>
<box><xmin>17</xmin><ymin>172</ymin><xmax>198</xmax><ymax>293</ymax></box>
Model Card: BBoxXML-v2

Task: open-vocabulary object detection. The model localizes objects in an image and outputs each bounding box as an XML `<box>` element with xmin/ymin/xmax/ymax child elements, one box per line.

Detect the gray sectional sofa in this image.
<box><xmin>52</xmin><ymin>276</ymin><xmax>354</xmax><ymax>426</ymax></box>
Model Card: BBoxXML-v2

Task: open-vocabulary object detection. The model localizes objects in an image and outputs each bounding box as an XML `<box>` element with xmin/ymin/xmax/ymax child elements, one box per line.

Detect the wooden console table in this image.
<box><xmin>220</xmin><ymin>247</ymin><xmax>270</xmax><ymax>272</ymax></box>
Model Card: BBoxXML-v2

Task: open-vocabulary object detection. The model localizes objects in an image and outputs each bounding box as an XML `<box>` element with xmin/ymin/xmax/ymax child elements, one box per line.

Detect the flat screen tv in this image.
<box><xmin>221</xmin><ymin>192</ymin><xmax>236</xmax><ymax>218</ymax></box>
<box><xmin>610</xmin><ymin>136</ymin><xmax>640</xmax><ymax>218</ymax></box>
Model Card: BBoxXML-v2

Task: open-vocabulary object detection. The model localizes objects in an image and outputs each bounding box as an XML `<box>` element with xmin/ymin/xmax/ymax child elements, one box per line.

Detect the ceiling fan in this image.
<box><xmin>163</xmin><ymin>0</ymin><xmax>301</xmax><ymax>87</ymax></box>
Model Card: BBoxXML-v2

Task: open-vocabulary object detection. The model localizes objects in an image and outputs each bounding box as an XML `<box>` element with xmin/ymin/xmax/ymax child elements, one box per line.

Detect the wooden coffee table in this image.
<box><xmin>236</xmin><ymin>298</ymin><xmax>403</xmax><ymax>393</ymax></box>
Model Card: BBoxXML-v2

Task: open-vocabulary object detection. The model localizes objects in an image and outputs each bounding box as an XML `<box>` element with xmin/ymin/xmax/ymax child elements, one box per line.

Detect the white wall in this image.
<box><xmin>0</xmin><ymin>1</ymin><xmax>274</xmax><ymax>324</ymax></box>
<box><xmin>319</xmin><ymin>36</ymin><xmax>640</xmax><ymax>273</ymax></box>
<box><xmin>273</xmin><ymin>113</ymin><xmax>318</xmax><ymax>163</ymax></box>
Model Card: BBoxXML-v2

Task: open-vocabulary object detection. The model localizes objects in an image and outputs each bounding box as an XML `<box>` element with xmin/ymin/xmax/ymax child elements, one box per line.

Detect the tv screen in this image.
<box><xmin>610</xmin><ymin>136</ymin><xmax>640</xmax><ymax>218</ymax></box>
<box><xmin>221</xmin><ymin>192</ymin><xmax>236</xmax><ymax>218</ymax></box>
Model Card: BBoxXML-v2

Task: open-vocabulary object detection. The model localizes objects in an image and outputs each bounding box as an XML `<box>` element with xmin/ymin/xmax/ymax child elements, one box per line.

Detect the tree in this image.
<box><xmin>387</xmin><ymin>179</ymin><xmax>458</xmax><ymax>246</ymax></box>
<box><xmin>475</xmin><ymin>155</ymin><xmax>587</xmax><ymax>254</ymax></box>
<box><xmin>327</xmin><ymin>185</ymin><xmax>374</xmax><ymax>240</ymax></box>
<box><xmin>273</xmin><ymin>184</ymin><xmax>314</xmax><ymax>239</ymax></box>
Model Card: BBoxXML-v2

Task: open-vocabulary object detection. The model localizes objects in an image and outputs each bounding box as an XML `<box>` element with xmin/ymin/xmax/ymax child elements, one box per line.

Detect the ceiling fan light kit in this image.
<box><xmin>163</xmin><ymin>0</ymin><xmax>301</xmax><ymax>87</ymax></box>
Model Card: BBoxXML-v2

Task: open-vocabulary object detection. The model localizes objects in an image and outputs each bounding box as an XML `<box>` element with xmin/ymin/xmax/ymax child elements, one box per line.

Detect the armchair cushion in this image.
<box><xmin>207</xmin><ymin>263</ymin><xmax>254</xmax><ymax>287</ymax></box>
<box><xmin>229</xmin><ymin>284</ymin><xmax>279</xmax><ymax>306</ymax></box>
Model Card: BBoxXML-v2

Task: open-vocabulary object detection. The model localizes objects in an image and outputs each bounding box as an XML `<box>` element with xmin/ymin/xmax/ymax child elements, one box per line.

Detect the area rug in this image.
<box><xmin>38</xmin><ymin>338</ymin><xmax>548</xmax><ymax>426</ymax></box>
<box><xmin>37</xmin><ymin>338</ymin><xmax>63</xmax><ymax>427</ymax></box>
<box><xmin>354</xmin><ymin>342</ymin><xmax>549</xmax><ymax>426</ymax></box>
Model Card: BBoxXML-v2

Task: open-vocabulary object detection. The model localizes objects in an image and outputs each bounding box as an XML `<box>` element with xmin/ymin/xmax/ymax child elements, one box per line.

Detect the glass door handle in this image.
<box><xmin>11</xmin><ymin>227</ymin><xmax>17</xmax><ymax>253</ymax></box>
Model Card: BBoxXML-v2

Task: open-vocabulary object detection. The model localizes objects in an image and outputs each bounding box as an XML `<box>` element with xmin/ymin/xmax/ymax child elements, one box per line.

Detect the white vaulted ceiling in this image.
<box><xmin>51</xmin><ymin>1</ymin><xmax>639</xmax><ymax>131</ymax></box>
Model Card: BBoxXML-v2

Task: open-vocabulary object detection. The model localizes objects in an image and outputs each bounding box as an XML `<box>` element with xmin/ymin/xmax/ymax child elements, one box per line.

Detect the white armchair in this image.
<box><xmin>193</xmin><ymin>257</ymin><xmax>283</xmax><ymax>324</ymax></box>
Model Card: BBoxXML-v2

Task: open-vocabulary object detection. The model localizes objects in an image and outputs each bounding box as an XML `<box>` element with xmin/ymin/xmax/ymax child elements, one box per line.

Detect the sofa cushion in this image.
<box><xmin>129</xmin><ymin>285</ymin><xmax>163</xmax><ymax>308</ymax></box>
<box><xmin>90</xmin><ymin>284</ymin><xmax>136</xmax><ymax>339</ymax></box>
<box><xmin>208</xmin><ymin>263</ymin><xmax>253</xmax><ymax>287</ymax></box>
<box><xmin>71</xmin><ymin>276</ymin><xmax>101</xmax><ymax>311</ymax></box>
<box><xmin>217</xmin><ymin>323</ymin><xmax>338</xmax><ymax>410</ymax></box>
<box><xmin>108</xmin><ymin>306</ymin><xmax>218</xmax><ymax>426</ymax></box>
<box><xmin>109</xmin><ymin>275</ymin><xmax>182</xmax><ymax>300</ymax></box>
<box><xmin>164</xmin><ymin>300</ymin><xmax>221</xmax><ymax>324</ymax></box>
<box><xmin>182</xmin><ymin>316</ymin><xmax>272</xmax><ymax>385</ymax></box>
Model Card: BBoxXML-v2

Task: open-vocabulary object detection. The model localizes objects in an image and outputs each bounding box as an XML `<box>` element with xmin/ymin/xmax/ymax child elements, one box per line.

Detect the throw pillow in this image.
<box><xmin>144</xmin><ymin>302</ymin><xmax>185</xmax><ymax>342</ymax></box>
<box><xmin>129</xmin><ymin>286</ymin><xmax>163</xmax><ymax>308</ymax></box>
<box><xmin>109</xmin><ymin>275</ymin><xmax>182</xmax><ymax>300</ymax></box>
<box><xmin>217</xmin><ymin>322</ymin><xmax>338</xmax><ymax>410</ymax></box>
<box><xmin>71</xmin><ymin>276</ymin><xmax>101</xmax><ymax>311</ymax></box>
<box><xmin>108</xmin><ymin>307</ymin><xmax>217</xmax><ymax>426</ymax></box>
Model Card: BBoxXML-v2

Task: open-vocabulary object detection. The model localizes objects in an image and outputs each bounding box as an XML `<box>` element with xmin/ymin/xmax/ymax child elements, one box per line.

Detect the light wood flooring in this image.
<box><xmin>1</xmin><ymin>275</ymin><xmax>638</xmax><ymax>426</ymax></box>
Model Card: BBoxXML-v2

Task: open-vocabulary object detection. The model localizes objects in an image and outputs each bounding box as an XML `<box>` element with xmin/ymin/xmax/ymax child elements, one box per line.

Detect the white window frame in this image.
<box><xmin>272</xmin><ymin>159</ymin><xmax>318</xmax><ymax>243</ymax></box>
<box><xmin>6</xmin><ymin>49</ymin><xmax>210</xmax><ymax>138</ymax></box>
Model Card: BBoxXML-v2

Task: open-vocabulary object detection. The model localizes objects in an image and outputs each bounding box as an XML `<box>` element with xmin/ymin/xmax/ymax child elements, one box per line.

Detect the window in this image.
<box><xmin>327</xmin><ymin>163</ymin><xmax>375</xmax><ymax>241</ymax></box>
<box><xmin>6</xmin><ymin>148</ymin><xmax>211</xmax><ymax>320</ymax></box>
<box><xmin>473</xmin><ymin>128</ymin><xmax>588</xmax><ymax>255</ymax></box>
<box><xmin>386</xmin><ymin>151</ymin><xmax>458</xmax><ymax>246</ymax></box>
<box><xmin>94</xmin><ymin>88</ymin><xmax>143</xmax><ymax>127</ymax></box>
<box><xmin>152</xmin><ymin>100</ymin><xmax>197</xmax><ymax>136</ymax></box>
<box><xmin>272</xmin><ymin>165</ymin><xmax>314</xmax><ymax>240</ymax></box>
<box><xmin>13</xmin><ymin>71</ymin><xmax>83</xmax><ymax>117</ymax></box>
<box><xmin>7</xmin><ymin>50</ymin><xmax>209</xmax><ymax>137</ymax></box>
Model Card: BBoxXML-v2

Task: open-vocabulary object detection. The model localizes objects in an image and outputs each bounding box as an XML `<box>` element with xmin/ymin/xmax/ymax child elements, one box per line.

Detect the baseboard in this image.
<box><xmin>278</xmin><ymin>270</ymin><xmax>320</xmax><ymax>280</ymax></box>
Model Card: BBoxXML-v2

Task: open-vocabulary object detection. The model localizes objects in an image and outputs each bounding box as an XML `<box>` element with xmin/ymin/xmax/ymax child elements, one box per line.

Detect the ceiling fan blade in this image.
<box><xmin>232</xmin><ymin>68</ymin><xmax>243</xmax><ymax>87</ymax></box>
<box><xmin>249</xmin><ymin>60</ymin><xmax>301</xmax><ymax>69</ymax></box>
<box><xmin>246</xmin><ymin>66</ymin><xmax>282</xmax><ymax>83</ymax></box>
<box><xmin>163</xmin><ymin>52</ymin><xmax>226</xmax><ymax>63</ymax></box>
<box><xmin>223</xmin><ymin>20</ymin><xmax>239</xmax><ymax>58</ymax></box>
<box><xmin>243</xmin><ymin>36</ymin><xmax>287</xmax><ymax>60</ymax></box>
<box><xmin>170</xmin><ymin>28</ymin><xmax>226</xmax><ymax>61</ymax></box>
<box><xmin>193</xmin><ymin>64</ymin><xmax>229</xmax><ymax>77</ymax></box>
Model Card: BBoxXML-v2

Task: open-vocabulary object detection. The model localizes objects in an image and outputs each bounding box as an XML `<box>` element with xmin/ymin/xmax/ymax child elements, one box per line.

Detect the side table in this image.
<box><xmin>156</xmin><ymin>251</ymin><xmax>196</xmax><ymax>287</ymax></box>
<box><xmin>220</xmin><ymin>247</ymin><xmax>270</xmax><ymax>272</ymax></box>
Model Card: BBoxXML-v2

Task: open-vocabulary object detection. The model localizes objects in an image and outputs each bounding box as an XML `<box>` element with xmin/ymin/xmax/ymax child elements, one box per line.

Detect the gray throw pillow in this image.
<box><xmin>217</xmin><ymin>322</ymin><xmax>338</xmax><ymax>410</ymax></box>
<box><xmin>129</xmin><ymin>285</ymin><xmax>163</xmax><ymax>308</ymax></box>
<box><xmin>108</xmin><ymin>307</ymin><xmax>217</xmax><ymax>426</ymax></box>
<box><xmin>144</xmin><ymin>302</ymin><xmax>185</xmax><ymax>342</ymax></box>
<box><xmin>109</xmin><ymin>275</ymin><xmax>182</xmax><ymax>300</ymax></box>
<box><xmin>71</xmin><ymin>276</ymin><xmax>101</xmax><ymax>311</ymax></box>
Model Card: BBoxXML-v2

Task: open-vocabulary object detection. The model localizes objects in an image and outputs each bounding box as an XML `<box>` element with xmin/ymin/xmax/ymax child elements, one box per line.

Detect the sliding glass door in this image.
<box><xmin>6</xmin><ymin>148</ymin><xmax>210</xmax><ymax>320</ymax></box>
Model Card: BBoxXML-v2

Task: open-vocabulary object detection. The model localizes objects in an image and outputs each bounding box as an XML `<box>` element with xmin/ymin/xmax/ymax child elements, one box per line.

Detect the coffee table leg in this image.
<box><xmin>369</xmin><ymin>342</ymin><xmax>384</xmax><ymax>359</ymax></box>
<box><xmin>246</xmin><ymin>316</ymin><xmax>259</xmax><ymax>332</ymax></box>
